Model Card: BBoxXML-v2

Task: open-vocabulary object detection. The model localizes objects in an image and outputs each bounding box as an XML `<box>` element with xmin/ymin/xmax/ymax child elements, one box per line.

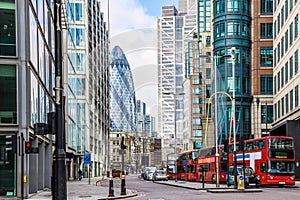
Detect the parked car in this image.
<box><xmin>147</xmin><ymin>171</ymin><xmax>155</xmax><ymax>181</ymax></box>
<box><xmin>227</xmin><ymin>165</ymin><xmax>260</xmax><ymax>188</ymax></box>
<box><xmin>153</xmin><ymin>170</ymin><xmax>168</xmax><ymax>181</ymax></box>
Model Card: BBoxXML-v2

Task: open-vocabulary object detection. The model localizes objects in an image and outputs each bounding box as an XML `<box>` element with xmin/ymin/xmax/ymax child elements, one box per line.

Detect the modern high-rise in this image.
<box><xmin>270</xmin><ymin>0</ymin><xmax>300</xmax><ymax>179</ymax></box>
<box><xmin>0</xmin><ymin>0</ymin><xmax>59</xmax><ymax>197</ymax></box>
<box><xmin>109</xmin><ymin>45</ymin><xmax>136</xmax><ymax>170</ymax></box>
<box><xmin>109</xmin><ymin>46</ymin><xmax>136</xmax><ymax>133</ymax></box>
<box><xmin>158</xmin><ymin>1</ymin><xmax>200</xmax><ymax>160</ymax></box>
<box><xmin>212</xmin><ymin>0</ymin><xmax>252</xmax><ymax>141</ymax></box>
<box><xmin>66</xmin><ymin>0</ymin><xmax>110</xmax><ymax>179</ymax></box>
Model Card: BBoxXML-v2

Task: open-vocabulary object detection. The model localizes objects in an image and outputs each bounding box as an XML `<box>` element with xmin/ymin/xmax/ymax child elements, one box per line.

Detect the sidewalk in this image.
<box><xmin>154</xmin><ymin>179</ymin><xmax>263</xmax><ymax>193</ymax></box>
<box><xmin>29</xmin><ymin>177</ymin><xmax>137</xmax><ymax>200</ymax></box>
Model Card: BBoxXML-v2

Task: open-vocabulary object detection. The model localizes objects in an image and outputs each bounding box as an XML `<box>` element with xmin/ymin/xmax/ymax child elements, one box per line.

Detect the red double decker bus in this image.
<box><xmin>177</xmin><ymin>150</ymin><xmax>198</xmax><ymax>181</ymax></box>
<box><xmin>166</xmin><ymin>154</ymin><xmax>176</xmax><ymax>180</ymax></box>
<box><xmin>228</xmin><ymin>136</ymin><xmax>295</xmax><ymax>186</ymax></box>
<box><xmin>196</xmin><ymin>146</ymin><xmax>228</xmax><ymax>183</ymax></box>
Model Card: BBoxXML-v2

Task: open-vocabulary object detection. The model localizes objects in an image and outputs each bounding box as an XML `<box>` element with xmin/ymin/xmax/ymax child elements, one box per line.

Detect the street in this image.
<box><xmin>125</xmin><ymin>174</ymin><xmax>300</xmax><ymax>200</ymax></box>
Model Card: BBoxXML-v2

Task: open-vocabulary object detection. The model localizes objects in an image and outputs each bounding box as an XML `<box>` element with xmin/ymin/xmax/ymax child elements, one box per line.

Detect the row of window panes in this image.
<box><xmin>260</xmin><ymin>75</ymin><xmax>273</xmax><ymax>95</ymax></box>
<box><xmin>274</xmin><ymin>50</ymin><xmax>298</xmax><ymax>94</ymax></box>
<box><xmin>274</xmin><ymin>85</ymin><xmax>299</xmax><ymax>121</ymax></box>
<box><xmin>274</xmin><ymin>16</ymin><xmax>298</xmax><ymax>65</ymax></box>
<box><xmin>214</xmin><ymin>0</ymin><xmax>251</xmax><ymax>15</ymax></box>
<box><xmin>214</xmin><ymin>21</ymin><xmax>250</xmax><ymax>38</ymax></box>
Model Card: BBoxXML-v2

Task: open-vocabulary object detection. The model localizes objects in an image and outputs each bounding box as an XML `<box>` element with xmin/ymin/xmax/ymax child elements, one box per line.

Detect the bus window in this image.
<box><xmin>260</xmin><ymin>162</ymin><xmax>267</xmax><ymax>173</ymax></box>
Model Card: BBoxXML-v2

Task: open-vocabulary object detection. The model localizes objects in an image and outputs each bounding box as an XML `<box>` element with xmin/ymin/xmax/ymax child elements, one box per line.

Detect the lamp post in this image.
<box><xmin>199</xmin><ymin>54</ymin><xmax>231</xmax><ymax>187</ymax></box>
<box><xmin>163</xmin><ymin>92</ymin><xmax>184</xmax><ymax>182</ymax></box>
<box><xmin>230</xmin><ymin>47</ymin><xmax>238</xmax><ymax>189</ymax></box>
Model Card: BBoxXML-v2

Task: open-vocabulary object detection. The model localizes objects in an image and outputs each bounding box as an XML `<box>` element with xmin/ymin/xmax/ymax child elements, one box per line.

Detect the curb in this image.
<box><xmin>97</xmin><ymin>193</ymin><xmax>138</xmax><ymax>200</ymax></box>
<box><xmin>207</xmin><ymin>188</ymin><xmax>263</xmax><ymax>193</ymax></box>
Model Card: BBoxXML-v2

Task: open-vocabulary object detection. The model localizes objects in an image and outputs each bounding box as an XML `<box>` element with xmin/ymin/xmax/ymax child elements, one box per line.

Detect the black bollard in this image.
<box><xmin>120</xmin><ymin>175</ymin><xmax>126</xmax><ymax>195</ymax></box>
<box><xmin>108</xmin><ymin>176</ymin><xmax>114</xmax><ymax>197</ymax></box>
<box><xmin>202</xmin><ymin>174</ymin><xmax>205</xmax><ymax>188</ymax></box>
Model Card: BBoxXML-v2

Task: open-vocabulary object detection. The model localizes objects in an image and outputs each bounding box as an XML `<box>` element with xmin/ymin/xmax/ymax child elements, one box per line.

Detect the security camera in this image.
<box><xmin>230</xmin><ymin>47</ymin><xmax>236</xmax><ymax>55</ymax></box>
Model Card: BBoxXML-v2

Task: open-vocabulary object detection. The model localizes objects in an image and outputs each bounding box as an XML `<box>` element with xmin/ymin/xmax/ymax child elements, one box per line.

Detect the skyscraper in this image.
<box><xmin>110</xmin><ymin>46</ymin><xmax>136</xmax><ymax>133</ymax></box>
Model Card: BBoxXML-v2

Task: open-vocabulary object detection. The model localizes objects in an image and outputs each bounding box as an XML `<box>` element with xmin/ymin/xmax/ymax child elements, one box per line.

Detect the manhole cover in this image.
<box><xmin>78</xmin><ymin>195</ymin><xmax>92</xmax><ymax>198</ymax></box>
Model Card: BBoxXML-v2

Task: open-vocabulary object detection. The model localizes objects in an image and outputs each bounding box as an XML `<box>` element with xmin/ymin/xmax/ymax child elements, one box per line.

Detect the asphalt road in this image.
<box><xmin>125</xmin><ymin>174</ymin><xmax>300</xmax><ymax>200</ymax></box>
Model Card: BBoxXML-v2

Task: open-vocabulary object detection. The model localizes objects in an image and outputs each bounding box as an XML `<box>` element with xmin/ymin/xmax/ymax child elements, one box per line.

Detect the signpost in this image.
<box><xmin>84</xmin><ymin>153</ymin><xmax>91</xmax><ymax>184</ymax></box>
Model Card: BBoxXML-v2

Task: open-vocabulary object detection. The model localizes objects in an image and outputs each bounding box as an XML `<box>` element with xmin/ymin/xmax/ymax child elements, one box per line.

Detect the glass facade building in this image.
<box><xmin>213</xmin><ymin>0</ymin><xmax>252</xmax><ymax>140</ymax></box>
<box><xmin>110</xmin><ymin>46</ymin><xmax>136</xmax><ymax>133</ymax></box>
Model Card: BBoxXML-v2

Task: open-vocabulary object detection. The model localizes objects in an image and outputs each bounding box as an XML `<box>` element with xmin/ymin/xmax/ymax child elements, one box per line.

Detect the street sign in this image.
<box><xmin>84</xmin><ymin>153</ymin><xmax>91</xmax><ymax>164</ymax></box>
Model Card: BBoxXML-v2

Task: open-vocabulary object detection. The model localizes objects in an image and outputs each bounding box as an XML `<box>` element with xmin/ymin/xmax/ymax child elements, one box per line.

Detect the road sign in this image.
<box><xmin>84</xmin><ymin>153</ymin><xmax>91</xmax><ymax>164</ymax></box>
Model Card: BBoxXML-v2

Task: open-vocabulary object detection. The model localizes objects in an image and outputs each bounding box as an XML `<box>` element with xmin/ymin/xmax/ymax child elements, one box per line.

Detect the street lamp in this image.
<box><xmin>199</xmin><ymin>54</ymin><xmax>231</xmax><ymax>188</ymax></box>
<box><xmin>230</xmin><ymin>47</ymin><xmax>238</xmax><ymax>189</ymax></box>
<box><xmin>163</xmin><ymin>92</ymin><xmax>185</xmax><ymax>182</ymax></box>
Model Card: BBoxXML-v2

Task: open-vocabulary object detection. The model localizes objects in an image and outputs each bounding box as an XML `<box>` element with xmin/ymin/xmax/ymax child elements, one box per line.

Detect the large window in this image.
<box><xmin>0</xmin><ymin>0</ymin><xmax>16</xmax><ymax>56</ymax></box>
<box><xmin>295</xmin><ymin>50</ymin><xmax>299</xmax><ymax>74</ymax></box>
<box><xmin>0</xmin><ymin>65</ymin><xmax>16</xmax><ymax>124</ymax></box>
<box><xmin>261</xmin><ymin>105</ymin><xmax>273</xmax><ymax>123</ymax></box>
<box><xmin>260</xmin><ymin>47</ymin><xmax>273</xmax><ymax>66</ymax></box>
<box><xmin>261</xmin><ymin>23</ymin><xmax>273</xmax><ymax>38</ymax></box>
<box><xmin>261</xmin><ymin>0</ymin><xmax>273</xmax><ymax>14</ymax></box>
<box><xmin>261</xmin><ymin>75</ymin><xmax>273</xmax><ymax>95</ymax></box>
<box><xmin>295</xmin><ymin>85</ymin><xmax>299</xmax><ymax>107</ymax></box>
<box><xmin>295</xmin><ymin>14</ymin><xmax>299</xmax><ymax>39</ymax></box>
<box><xmin>192</xmin><ymin>129</ymin><xmax>202</xmax><ymax>137</ymax></box>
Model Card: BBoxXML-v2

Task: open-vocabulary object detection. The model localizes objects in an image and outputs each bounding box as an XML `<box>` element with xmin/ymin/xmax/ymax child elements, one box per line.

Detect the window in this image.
<box><xmin>192</xmin><ymin>107</ymin><xmax>202</xmax><ymax>114</ymax></box>
<box><xmin>285</xmin><ymin>30</ymin><xmax>288</xmax><ymax>53</ymax></box>
<box><xmin>260</xmin><ymin>47</ymin><xmax>273</xmax><ymax>66</ymax></box>
<box><xmin>285</xmin><ymin>62</ymin><xmax>289</xmax><ymax>83</ymax></box>
<box><xmin>290</xmin><ymin>56</ymin><xmax>293</xmax><ymax>79</ymax></box>
<box><xmin>192</xmin><ymin>98</ymin><xmax>203</xmax><ymax>104</ymax></box>
<box><xmin>192</xmin><ymin>118</ymin><xmax>202</xmax><ymax>126</ymax></box>
<box><xmin>285</xmin><ymin>0</ymin><xmax>289</xmax><ymax>20</ymax></box>
<box><xmin>295</xmin><ymin>15</ymin><xmax>299</xmax><ymax>39</ymax></box>
<box><xmin>206</xmin><ymin>84</ymin><xmax>211</xmax><ymax>98</ymax></box>
<box><xmin>215</xmin><ymin>23</ymin><xmax>225</xmax><ymax>38</ymax></box>
<box><xmin>0</xmin><ymin>65</ymin><xmax>16</xmax><ymax>124</ymax></box>
<box><xmin>192</xmin><ymin>88</ymin><xmax>202</xmax><ymax>95</ymax></box>
<box><xmin>281</xmin><ymin>97</ymin><xmax>284</xmax><ymax>116</ymax></box>
<box><xmin>206</xmin><ymin>68</ymin><xmax>211</xmax><ymax>79</ymax></box>
<box><xmin>261</xmin><ymin>23</ymin><xmax>273</xmax><ymax>38</ymax></box>
<box><xmin>281</xmin><ymin>67</ymin><xmax>284</xmax><ymax>87</ymax></box>
<box><xmin>277</xmin><ymin>71</ymin><xmax>280</xmax><ymax>91</ymax></box>
<box><xmin>295</xmin><ymin>50</ymin><xmax>299</xmax><ymax>74</ymax></box>
<box><xmin>227</xmin><ymin>0</ymin><xmax>239</xmax><ymax>11</ymax></box>
<box><xmin>290</xmin><ymin>0</ymin><xmax>293</xmax><ymax>12</ymax></box>
<box><xmin>192</xmin><ymin>129</ymin><xmax>202</xmax><ymax>137</ymax></box>
<box><xmin>261</xmin><ymin>0</ymin><xmax>273</xmax><ymax>14</ymax></box>
<box><xmin>290</xmin><ymin>23</ymin><xmax>293</xmax><ymax>46</ymax></box>
<box><xmin>215</xmin><ymin>0</ymin><xmax>225</xmax><ymax>14</ymax></box>
<box><xmin>295</xmin><ymin>85</ymin><xmax>299</xmax><ymax>107</ymax></box>
<box><xmin>260</xmin><ymin>75</ymin><xmax>273</xmax><ymax>95</ymax></box>
<box><xmin>290</xmin><ymin>90</ymin><xmax>293</xmax><ymax>111</ymax></box>
<box><xmin>278</xmin><ymin>100</ymin><xmax>281</xmax><ymax>119</ymax></box>
<box><xmin>227</xmin><ymin>22</ymin><xmax>240</xmax><ymax>36</ymax></box>
<box><xmin>286</xmin><ymin>94</ymin><xmax>289</xmax><ymax>113</ymax></box>
<box><xmin>261</xmin><ymin>105</ymin><xmax>273</xmax><ymax>124</ymax></box>
<box><xmin>0</xmin><ymin>0</ymin><xmax>16</xmax><ymax>56</ymax></box>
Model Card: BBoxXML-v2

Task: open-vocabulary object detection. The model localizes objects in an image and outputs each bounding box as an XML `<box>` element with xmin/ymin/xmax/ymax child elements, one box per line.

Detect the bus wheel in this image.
<box><xmin>211</xmin><ymin>175</ymin><xmax>215</xmax><ymax>183</ymax></box>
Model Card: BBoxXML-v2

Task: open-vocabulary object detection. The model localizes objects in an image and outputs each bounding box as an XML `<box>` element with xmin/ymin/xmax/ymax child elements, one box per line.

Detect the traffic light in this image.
<box><xmin>25</xmin><ymin>141</ymin><xmax>32</xmax><ymax>154</ymax></box>
<box><xmin>120</xmin><ymin>136</ymin><xmax>126</xmax><ymax>150</ymax></box>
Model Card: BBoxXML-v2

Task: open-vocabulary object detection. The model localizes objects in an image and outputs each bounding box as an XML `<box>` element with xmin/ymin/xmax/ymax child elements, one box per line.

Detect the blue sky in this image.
<box><xmin>101</xmin><ymin>0</ymin><xmax>178</xmax><ymax>117</ymax></box>
<box><xmin>140</xmin><ymin>0</ymin><xmax>178</xmax><ymax>17</ymax></box>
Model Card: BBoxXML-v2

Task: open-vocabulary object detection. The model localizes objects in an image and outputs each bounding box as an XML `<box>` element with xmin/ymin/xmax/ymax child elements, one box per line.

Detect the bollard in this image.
<box><xmin>202</xmin><ymin>175</ymin><xmax>205</xmax><ymax>188</ymax></box>
<box><xmin>120</xmin><ymin>175</ymin><xmax>126</xmax><ymax>195</ymax></box>
<box><xmin>108</xmin><ymin>176</ymin><xmax>114</xmax><ymax>197</ymax></box>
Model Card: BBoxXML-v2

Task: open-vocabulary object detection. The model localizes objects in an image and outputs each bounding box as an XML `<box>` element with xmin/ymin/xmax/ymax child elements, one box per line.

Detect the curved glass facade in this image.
<box><xmin>110</xmin><ymin>46</ymin><xmax>136</xmax><ymax>133</ymax></box>
<box><xmin>213</xmin><ymin>0</ymin><xmax>252</xmax><ymax>139</ymax></box>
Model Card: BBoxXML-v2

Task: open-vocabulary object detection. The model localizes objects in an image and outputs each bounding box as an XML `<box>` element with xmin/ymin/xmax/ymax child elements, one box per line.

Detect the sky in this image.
<box><xmin>101</xmin><ymin>0</ymin><xmax>178</xmax><ymax>119</ymax></box>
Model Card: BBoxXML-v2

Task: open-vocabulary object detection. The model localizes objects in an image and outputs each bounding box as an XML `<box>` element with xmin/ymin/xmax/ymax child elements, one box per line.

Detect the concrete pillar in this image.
<box><xmin>38</xmin><ymin>141</ymin><xmax>45</xmax><ymax>190</ymax></box>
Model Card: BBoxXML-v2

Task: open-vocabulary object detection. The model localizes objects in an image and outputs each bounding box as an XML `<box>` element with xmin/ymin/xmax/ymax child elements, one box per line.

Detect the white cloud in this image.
<box><xmin>101</xmin><ymin>1</ymin><xmax>159</xmax><ymax>120</ymax></box>
<box><xmin>102</xmin><ymin>0</ymin><xmax>156</xmax><ymax>36</ymax></box>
